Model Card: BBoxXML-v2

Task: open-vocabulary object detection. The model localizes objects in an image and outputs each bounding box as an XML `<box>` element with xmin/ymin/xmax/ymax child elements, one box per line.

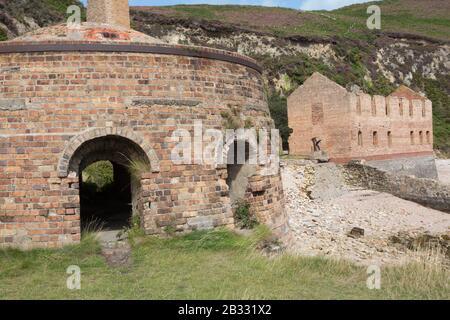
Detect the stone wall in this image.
<box><xmin>366</xmin><ymin>155</ymin><xmax>438</xmax><ymax>179</ymax></box>
<box><xmin>345</xmin><ymin>162</ymin><xmax>450</xmax><ymax>213</ymax></box>
<box><xmin>0</xmin><ymin>49</ymin><xmax>287</xmax><ymax>248</ymax></box>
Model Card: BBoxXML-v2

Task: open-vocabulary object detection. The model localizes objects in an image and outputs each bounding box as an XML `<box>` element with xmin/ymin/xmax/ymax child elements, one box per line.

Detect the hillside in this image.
<box><xmin>134</xmin><ymin>0</ymin><xmax>450</xmax><ymax>41</ymax></box>
<box><xmin>0</xmin><ymin>0</ymin><xmax>84</xmax><ymax>40</ymax></box>
<box><xmin>0</xmin><ymin>0</ymin><xmax>448</xmax><ymax>153</ymax></box>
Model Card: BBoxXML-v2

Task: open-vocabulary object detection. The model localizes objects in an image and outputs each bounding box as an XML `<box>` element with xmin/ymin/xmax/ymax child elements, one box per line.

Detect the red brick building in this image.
<box><xmin>288</xmin><ymin>73</ymin><xmax>435</xmax><ymax>176</ymax></box>
<box><xmin>0</xmin><ymin>0</ymin><xmax>287</xmax><ymax>248</ymax></box>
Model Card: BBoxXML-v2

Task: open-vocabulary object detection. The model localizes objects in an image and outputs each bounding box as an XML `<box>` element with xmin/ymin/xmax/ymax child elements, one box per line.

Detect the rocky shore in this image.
<box><xmin>282</xmin><ymin>160</ymin><xmax>450</xmax><ymax>266</ymax></box>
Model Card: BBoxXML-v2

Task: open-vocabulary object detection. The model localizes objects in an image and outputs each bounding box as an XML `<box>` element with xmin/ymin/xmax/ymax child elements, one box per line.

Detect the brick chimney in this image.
<box><xmin>87</xmin><ymin>0</ymin><xmax>130</xmax><ymax>29</ymax></box>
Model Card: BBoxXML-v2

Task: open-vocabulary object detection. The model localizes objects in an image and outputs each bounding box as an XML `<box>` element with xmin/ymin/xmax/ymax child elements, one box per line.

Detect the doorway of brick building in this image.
<box><xmin>79</xmin><ymin>160</ymin><xmax>132</xmax><ymax>232</ymax></box>
<box><xmin>226</xmin><ymin>140</ymin><xmax>256</xmax><ymax>204</ymax></box>
<box><xmin>66</xmin><ymin>135</ymin><xmax>151</xmax><ymax>236</ymax></box>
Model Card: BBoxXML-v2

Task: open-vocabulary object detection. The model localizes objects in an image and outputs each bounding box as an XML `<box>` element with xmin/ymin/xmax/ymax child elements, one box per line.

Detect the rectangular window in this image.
<box><xmin>410</xmin><ymin>131</ymin><xmax>414</xmax><ymax>145</ymax></box>
<box><xmin>419</xmin><ymin>131</ymin><xmax>423</xmax><ymax>145</ymax></box>
<box><xmin>356</xmin><ymin>96</ymin><xmax>362</xmax><ymax>115</ymax></box>
<box><xmin>426</xmin><ymin>131</ymin><xmax>431</xmax><ymax>144</ymax></box>
<box><xmin>399</xmin><ymin>99</ymin><xmax>404</xmax><ymax>116</ymax></box>
<box><xmin>387</xmin><ymin>131</ymin><xmax>392</xmax><ymax>147</ymax></box>
<box><xmin>373</xmin><ymin>131</ymin><xmax>378</xmax><ymax>146</ymax></box>
<box><xmin>371</xmin><ymin>97</ymin><xmax>376</xmax><ymax>116</ymax></box>
<box><xmin>358</xmin><ymin>131</ymin><xmax>363</xmax><ymax>146</ymax></box>
<box><xmin>385</xmin><ymin>98</ymin><xmax>390</xmax><ymax>116</ymax></box>
<box><xmin>409</xmin><ymin>100</ymin><xmax>414</xmax><ymax>117</ymax></box>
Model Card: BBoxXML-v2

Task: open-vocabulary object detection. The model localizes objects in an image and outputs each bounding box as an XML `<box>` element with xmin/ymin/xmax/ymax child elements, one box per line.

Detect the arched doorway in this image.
<box><xmin>80</xmin><ymin>160</ymin><xmax>132</xmax><ymax>231</ymax></box>
<box><xmin>226</xmin><ymin>140</ymin><xmax>257</xmax><ymax>204</ymax></box>
<box><xmin>67</xmin><ymin>135</ymin><xmax>151</xmax><ymax>234</ymax></box>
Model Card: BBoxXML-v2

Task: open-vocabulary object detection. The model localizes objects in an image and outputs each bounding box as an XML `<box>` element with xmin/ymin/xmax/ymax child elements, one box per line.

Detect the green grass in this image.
<box><xmin>331</xmin><ymin>0</ymin><xmax>450</xmax><ymax>40</ymax></box>
<box><xmin>0</xmin><ymin>29</ymin><xmax>7</xmax><ymax>41</ymax></box>
<box><xmin>0</xmin><ymin>228</ymin><xmax>448</xmax><ymax>299</ymax></box>
<box><xmin>412</xmin><ymin>74</ymin><xmax>450</xmax><ymax>155</ymax></box>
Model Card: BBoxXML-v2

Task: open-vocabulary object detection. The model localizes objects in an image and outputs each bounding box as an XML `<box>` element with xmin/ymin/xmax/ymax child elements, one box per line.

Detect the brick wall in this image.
<box><xmin>288</xmin><ymin>73</ymin><xmax>352</xmax><ymax>159</ymax></box>
<box><xmin>288</xmin><ymin>73</ymin><xmax>433</xmax><ymax>163</ymax></box>
<box><xmin>348</xmin><ymin>93</ymin><xmax>433</xmax><ymax>161</ymax></box>
<box><xmin>0</xmin><ymin>50</ymin><xmax>287</xmax><ymax>248</ymax></box>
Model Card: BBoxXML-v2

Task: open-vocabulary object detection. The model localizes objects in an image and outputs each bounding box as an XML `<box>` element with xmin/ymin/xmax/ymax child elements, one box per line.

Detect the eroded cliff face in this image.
<box><xmin>0</xmin><ymin>0</ymin><xmax>84</xmax><ymax>39</ymax></box>
<box><xmin>372</xmin><ymin>37</ymin><xmax>449</xmax><ymax>86</ymax></box>
<box><xmin>134</xmin><ymin>15</ymin><xmax>449</xmax><ymax>93</ymax></box>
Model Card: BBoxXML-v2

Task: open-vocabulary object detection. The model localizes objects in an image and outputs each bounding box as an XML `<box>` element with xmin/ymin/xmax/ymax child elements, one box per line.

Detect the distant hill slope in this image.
<box><xmin>0</xmin><ymin>0</ymin><xmax>448</xmax><ymax>153</ymax></box>
<box><xmin>134</xmin><ymin>0</ymin><xmax>450</xmax><ymax>41</ymax></box>
<box><xmin>0</xmin><ymin>0</ymin><xmax>83</xmax><ymax>40</ymax></box>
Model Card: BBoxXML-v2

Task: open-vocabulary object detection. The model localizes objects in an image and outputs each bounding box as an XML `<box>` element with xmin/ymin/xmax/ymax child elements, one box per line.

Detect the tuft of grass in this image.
<box><xmin>117</xmin><ymin>153</ymin><xmax>151</xmax><ymax>181</ymax></box>
<box><xmin>0</xmin><ymin>29</ymin><xmax>7</xmax><ymax>41</ymax></box>
<box><xmin>381</xmin><ymin>246</ymin><xmax>449</xmax><ymax>299</ymax></box>
<box><xmin>120</xmin><ymin>214</ymin><xmax>145</xmax><ymax>244</ymax></box>
<box><xmin>234</xmin><ymin>199</ymin><xmax>259</xmax><ymax>230</ymax></box>
<box><xmin>220</xmin><ymin>107</ymin><xmax>243</xmax><ymax>130</ymax></box>
<box><xmin>163</xmin><ymin>225</ymin><xmax>177</xmax><ymax>237</ymax></box>
<box><xmin>127</xmin><ymin>159</ymin><xmax>151</xmax><ymax>182</ymax></box>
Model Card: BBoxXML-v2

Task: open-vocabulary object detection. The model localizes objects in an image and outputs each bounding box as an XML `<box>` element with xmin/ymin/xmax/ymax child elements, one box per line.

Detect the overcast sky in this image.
<box><xmin>80</xmin><ymin>0</ymin><xmax>374</xmax><ymax>11</ymax></box>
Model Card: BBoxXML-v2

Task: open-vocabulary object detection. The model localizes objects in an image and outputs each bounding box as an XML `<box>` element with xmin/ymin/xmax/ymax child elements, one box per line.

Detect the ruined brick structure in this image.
<box><xmin>288</xmin><ymin>73</ymin><xmax>435</xmax><ymax>177</ymax></box>
<box><xmin>0</xmin><ymin>0</ymin><xmax>287</xmax><ymax>248</ymax></box>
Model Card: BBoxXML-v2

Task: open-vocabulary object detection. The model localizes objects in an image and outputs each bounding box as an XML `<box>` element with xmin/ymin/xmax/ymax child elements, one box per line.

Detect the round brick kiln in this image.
<box><xmin>0</xmin><ymin>1</ymin><xmax>287</xmax><ymax>248</ymax></box>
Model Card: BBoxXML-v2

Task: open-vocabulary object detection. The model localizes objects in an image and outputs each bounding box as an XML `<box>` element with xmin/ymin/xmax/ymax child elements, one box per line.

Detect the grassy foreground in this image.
<box><xmin>0</xmin><ymin>228</ymin><xmax>448</xmax><ymax>299</ymax></box>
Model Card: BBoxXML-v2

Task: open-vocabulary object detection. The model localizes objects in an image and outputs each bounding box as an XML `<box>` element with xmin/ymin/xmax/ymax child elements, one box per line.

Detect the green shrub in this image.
<box><xmin>0</xmin><ymin>29</ymin><xmax>7</xmax><ymax>41</ymax></box>
<box><xmin>268</xmin><ymin>94</ymin><xmax>292</xmax><ymax>150</ymax></box>
<box><xmin>163</xmin><ymin>225</ymin><xmax>177</xmax><ymax>237</ymax></box>
<box><xmin>234</xmin><ymin>199</ymin><xmax>258</xmax><ymax>229</ymax></box>
<box><xmin>82</xmin><ymin>161</ymin><xmax>114</xmax><ymax>192</ymax></box>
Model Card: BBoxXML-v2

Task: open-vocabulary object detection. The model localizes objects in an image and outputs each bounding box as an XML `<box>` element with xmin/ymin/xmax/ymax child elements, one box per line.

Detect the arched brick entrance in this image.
<box><xmin>58</xmin><ymin>128</ymin><xmax>160</xmax><ymax>178</ymax></box>
<box><xmin>59</xmin><ymin>130</ymin><xmax>159</xmax><ymax>234</ymax></box>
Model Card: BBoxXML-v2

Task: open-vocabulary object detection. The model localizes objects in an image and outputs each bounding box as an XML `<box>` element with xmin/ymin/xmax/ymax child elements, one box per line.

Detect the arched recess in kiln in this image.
<box><xmin>223</xmin><ymin>137</ymin><xmax>258</xmax><ymax>204</ymax></box>
<box><xmin>62</xmin><ymin>133</ymin><xmax>153</xmax><ymax>233</ymax></box>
